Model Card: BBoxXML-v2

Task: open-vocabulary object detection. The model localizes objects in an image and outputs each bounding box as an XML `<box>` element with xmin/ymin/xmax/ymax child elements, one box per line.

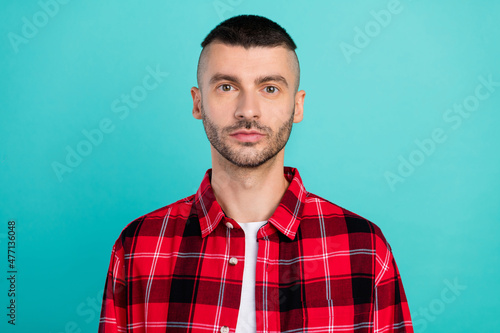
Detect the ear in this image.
<box><xmin>191</xmin><ymin>86</ymin><xmax>202</xmax><ymax>119</ymax></box>
<box><xmin>293</xmin><ymin>90</ymin><xmax>305</xmax><ymax>123</ymax></box>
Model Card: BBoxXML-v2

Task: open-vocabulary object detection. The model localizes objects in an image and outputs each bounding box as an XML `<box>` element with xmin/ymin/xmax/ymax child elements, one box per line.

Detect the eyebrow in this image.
<box><xmin>208</xmin><ymin>73</ymin><xmax>289</xmax><ymax>88</ymax></box>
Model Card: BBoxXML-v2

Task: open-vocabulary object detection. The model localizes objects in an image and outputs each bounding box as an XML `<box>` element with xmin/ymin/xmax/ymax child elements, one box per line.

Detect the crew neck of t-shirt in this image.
<box><xmin>236</xmin><ymin>220</ymin><xmax>267</xmax><ymax>232</ymax></box>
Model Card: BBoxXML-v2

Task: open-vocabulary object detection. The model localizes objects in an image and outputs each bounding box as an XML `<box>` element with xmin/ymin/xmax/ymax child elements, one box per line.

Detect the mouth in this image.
<box><xmin>229</xmin><ymin>131</ymin><xmax>265</xmax><ymax>143</ymax></box>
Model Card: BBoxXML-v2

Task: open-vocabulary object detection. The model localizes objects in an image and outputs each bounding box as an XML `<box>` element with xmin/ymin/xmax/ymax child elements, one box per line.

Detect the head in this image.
<box><xmin>191</xmin><ymin>14</ymin><xmax>305</xmax><ymax>169</ymax></box>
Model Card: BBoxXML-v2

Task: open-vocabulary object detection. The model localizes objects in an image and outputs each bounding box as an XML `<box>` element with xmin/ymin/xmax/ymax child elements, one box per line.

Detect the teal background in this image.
<box><xmin>1</xmin><ymin>0</ymin><xmax>499</xmax><ymax>332</ymax></box>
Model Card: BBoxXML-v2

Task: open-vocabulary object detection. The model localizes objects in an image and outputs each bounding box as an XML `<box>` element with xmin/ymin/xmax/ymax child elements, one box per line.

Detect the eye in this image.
<box><xmin>264</xmin><ymin>86</ymin><xmax>278</xmax><ymax>94</ymax></box>
<box><xmin>219</xmin><ymin>84</ymin><xmax>233</xmax><ymax>92</ymax></box>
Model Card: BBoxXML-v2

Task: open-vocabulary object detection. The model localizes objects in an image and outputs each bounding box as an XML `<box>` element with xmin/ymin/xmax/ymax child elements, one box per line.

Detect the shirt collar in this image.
<box><xmin>194</xmin><ymin>166</ymin><xmax>307</xmax><ymax>240</ymax></box>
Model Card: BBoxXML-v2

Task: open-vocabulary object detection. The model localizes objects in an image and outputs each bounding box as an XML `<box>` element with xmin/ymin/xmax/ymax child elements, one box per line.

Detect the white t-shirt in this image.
<box><xmin>235</xmin><ymin>220</ymin><xmax>268</xmax><ymax>333</ymax></box>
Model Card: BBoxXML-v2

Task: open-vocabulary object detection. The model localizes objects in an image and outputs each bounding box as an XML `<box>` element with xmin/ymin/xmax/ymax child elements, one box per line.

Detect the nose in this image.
<box><xmin>234</xmin><ymin>90</ymin><xmax>261</xmax><ymax>120</ymax></box>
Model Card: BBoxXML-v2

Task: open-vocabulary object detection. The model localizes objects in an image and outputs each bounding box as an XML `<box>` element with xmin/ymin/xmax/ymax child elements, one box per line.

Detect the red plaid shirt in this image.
<box><xmin>99</xmin><ymin>167</ymin><xmax>413</xmax><ymax>333</ymax></box>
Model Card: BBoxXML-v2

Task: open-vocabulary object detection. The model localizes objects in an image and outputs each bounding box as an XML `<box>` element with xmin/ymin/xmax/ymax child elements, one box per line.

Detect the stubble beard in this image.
<box><xmin>200</xmin><ymin>102</ymin><xmax>295</xmax><ymax>169</ymax></box>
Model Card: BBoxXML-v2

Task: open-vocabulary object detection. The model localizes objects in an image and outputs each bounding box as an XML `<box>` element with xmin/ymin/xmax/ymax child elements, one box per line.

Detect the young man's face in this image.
<box><xmin>191</xmin><ymin>42</ymin><xmax>305</xmax><ymax>168</ymax></box>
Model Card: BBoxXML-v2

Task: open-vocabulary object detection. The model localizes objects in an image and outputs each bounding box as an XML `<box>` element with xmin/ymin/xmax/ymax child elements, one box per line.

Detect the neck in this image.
<box><xmin>210</xmin><ymin>150</ymin><xmax>290</xmax><ymax>223</ymax></box>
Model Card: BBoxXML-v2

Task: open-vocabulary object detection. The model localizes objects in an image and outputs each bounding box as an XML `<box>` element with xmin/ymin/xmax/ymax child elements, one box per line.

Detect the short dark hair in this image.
<box><xmin>197</xmin><ymin>14</ymin><xmax>300</xmax><ymax>91</ymax></box>
<box><xmin>201</xmin><ymin>14</ymin><xmax>297</xmax><ymax>50</ymax></box>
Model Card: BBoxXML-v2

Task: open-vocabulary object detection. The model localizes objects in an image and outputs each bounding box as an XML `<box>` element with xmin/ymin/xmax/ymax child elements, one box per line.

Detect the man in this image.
<box><xmin>99</xmin><ymin>14</ymin><xmax>413</xmax><ymax>333</ymax></box>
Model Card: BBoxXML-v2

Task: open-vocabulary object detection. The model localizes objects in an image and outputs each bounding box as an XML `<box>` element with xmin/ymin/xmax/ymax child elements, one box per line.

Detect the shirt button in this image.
<box><xmin>225</xmin><ymin>222</ymin><xmax>234</xmax><ymax>229</ymax></box>
<box><xmin>220</xmin><ymin>326</ymin><xmax>229</xmax><ymax>333</ymax></box>
<box><xmin>229</xmin><ymin>257</ymin><xmax>238</xmax><ymax>265</ymax></box>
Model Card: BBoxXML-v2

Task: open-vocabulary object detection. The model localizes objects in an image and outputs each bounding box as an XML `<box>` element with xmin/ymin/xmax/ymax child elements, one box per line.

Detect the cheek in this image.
<box><xmin>263</xmin><ymin>103</ymin><xmax>294</xmax><ymax>124</ymax></box>
<box><xmin>203</xmin><ymin>98</ymin><xmax>230</xmax><ymax>119</ymax></box>
<box><xmin>206</xmin><ymin>93</ymin><xmax>238</xmax><ymax>112</ymax></box>
<box><xmin>203</xmin><ymin>107</ymin><xmax>237</xmax><ymax>132</ymax></box>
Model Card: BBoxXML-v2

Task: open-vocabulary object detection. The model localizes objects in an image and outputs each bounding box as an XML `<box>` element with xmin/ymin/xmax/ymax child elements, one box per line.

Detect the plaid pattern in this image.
<box><xmin>99</xmin><ymin>167</ymin><xmax>413</xmax><ymax>333</ymax></box>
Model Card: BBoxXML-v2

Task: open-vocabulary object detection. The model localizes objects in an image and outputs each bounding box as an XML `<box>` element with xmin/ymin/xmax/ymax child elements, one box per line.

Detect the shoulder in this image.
<box><xmin>114</xmin><ymin>194</ymin><xmax>196</xmax><ymax>248</ymax></box>
<box><xmin>303</xmin><ymin>191</ymin><xmax>388</xmax><ymax>245</ymax></box>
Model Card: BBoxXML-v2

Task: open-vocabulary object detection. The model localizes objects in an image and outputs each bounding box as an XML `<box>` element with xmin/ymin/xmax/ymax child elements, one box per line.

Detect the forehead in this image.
<box><xmin>201</xmin><ymin>42</ymin><xmax>296</xmax><ymax>84</ymax></box>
